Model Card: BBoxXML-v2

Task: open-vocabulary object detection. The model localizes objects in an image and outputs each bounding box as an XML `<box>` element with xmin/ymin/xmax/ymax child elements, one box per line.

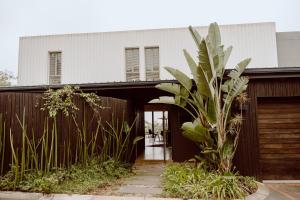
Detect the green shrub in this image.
<box><xmin>161</xmin><ymin>163</ymin><xmax>257</xmax><ymax>200</ymax></box>
<box><xmin>0</xmin><ymin>158</ymin><xmax>131</xmax><ymax>194</ymax></box>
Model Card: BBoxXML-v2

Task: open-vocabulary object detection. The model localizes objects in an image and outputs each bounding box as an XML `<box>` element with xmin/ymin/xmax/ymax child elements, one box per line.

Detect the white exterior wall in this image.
<box><xmin>18</xmin><ymin>22</ymin><xmax>278</xmax><ymax>86</ymax></box>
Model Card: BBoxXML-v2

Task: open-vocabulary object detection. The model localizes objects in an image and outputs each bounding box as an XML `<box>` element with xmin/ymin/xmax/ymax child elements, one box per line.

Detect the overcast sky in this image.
<box><xmin>0</xmin><ymin>0</ymin><xmax>299</xmax><ymax>75</ymax></box>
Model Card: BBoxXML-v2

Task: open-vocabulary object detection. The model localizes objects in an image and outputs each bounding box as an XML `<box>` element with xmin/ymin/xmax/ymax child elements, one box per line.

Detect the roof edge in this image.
<box><xmin>2</xmin><ymin>67</ymin><xmax>300</xmax><ymax>92</ymax></box>
<box><xmin>19</xmin><ymin>21</ymin><xmax>275</xmax><ymax>39</ymax></box>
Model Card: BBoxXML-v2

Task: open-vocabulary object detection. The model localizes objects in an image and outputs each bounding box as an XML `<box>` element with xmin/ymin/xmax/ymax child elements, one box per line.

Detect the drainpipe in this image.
<box><xmin>163</xmin><ymin>111</ymin><xmax>166</xmax><ymax>162</ymax></box>
<box><xmin>152</xmin><ymin>111</ymin><xmax>154</xmax><ymax>135</ymax></box>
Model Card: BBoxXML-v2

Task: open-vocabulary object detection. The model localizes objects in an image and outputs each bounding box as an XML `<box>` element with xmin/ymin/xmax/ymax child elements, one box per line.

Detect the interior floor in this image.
<box><xmin>137</xmin><ymin>136</ymin><xmax>172</xmax><ymax>161</ymax></box>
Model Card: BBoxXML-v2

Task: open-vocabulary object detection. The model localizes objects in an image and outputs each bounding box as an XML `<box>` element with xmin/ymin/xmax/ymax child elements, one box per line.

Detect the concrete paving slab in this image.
<box><xmin>39</xmin><ymin>194</ymin><xmax>94</xmax><ymax>200</ymax></box>
<box><xmin>265</xmin><ymin>183</ymin><xmax>300</xmax><ymax>200</ymax></box>
<box><xmin>91</xmin><ymin>196</ymin><xmax>144</xmax><ymax>200</ymax></box>
<box><xmin>123</xmin><ymin>176</ymin><xmax>161</xmax><ymax>186</ymax></box>
<box><xmin>112</xmin><ymin>163</ymin><xmax>165</xmax><ymax>197</ymax></box>
<box><xmin>0</xmin><ymin>191</ymin><xmax>43</xmax><ymax>200</ymax></box>
<box><xmin>145</xmin><ymin>198</ymin><xmax>180</xmax><ymax>200</ymax></box>
<box><xmin>117</xmin><ymin>185</ymin><xmax>162</xmax><ymax>196</ymax></box>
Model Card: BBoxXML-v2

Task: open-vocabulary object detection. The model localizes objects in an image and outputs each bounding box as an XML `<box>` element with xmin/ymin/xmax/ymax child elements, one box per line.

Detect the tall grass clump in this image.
<box><xmin>100</xmin><ymin>114</ymin><xmax>143</xmax><ymax>163</ymax></box>
<box><xmin>41</xmin><ymin>85</ymin><xmax>103</xmax><ymax>166</ymax></box>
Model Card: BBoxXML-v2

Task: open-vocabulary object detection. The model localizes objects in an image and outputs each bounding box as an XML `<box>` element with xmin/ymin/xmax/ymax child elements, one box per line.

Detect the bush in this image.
<box><xmin>161</xmin><ymin>163</ymin><xmax>257</xmax><ymax>200</ymax></box>
<box><xmin>0</xmin><ymin>158</ymin><xmax>131</xmax><ymax>194</ymax></box>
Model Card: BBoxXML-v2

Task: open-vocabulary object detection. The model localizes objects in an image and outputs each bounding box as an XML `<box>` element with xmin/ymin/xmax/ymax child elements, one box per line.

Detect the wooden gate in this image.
<box><xmin>257</xmin><ymin>97</ymin><xmax>300</xmax><ymax>180</ymax></box>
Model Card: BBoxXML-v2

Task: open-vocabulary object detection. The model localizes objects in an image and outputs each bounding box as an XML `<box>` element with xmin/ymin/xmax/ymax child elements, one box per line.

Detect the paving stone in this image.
<box><xmin>145</xmin><ymin>198</ymin><xmax>180</xmax><ymax>200</ymax></box>
<box><xmin>265</xmin><ymin>183</ymin><xmax>300</xmax><ymax>200</ymax></box>
<box><xmin>0</xmin><ymin>191</ymin><xmax>42</xmax><ymax>200</ymax></box>
<box><xmin>123</xmin><ymin>176</ymin><xmax>161</xmax><ymax>186</ymax></box>
<box><xmin>112</xmin><ymin>163</ymin><xmax>165</xmax><ymax>197</ymax></box>
<box><xmin>117</xmin><ymin>185</ymin><xmax>162</xmax><ymax>195</ymax></box>
<box><xmin>91</xmin><ymin>196</ymin><xmax>144</xmax><ymax>200</ymax></box>
<box><xmin>40</xmin><ymin>194</ymin><xmax>94</xmax><ymax>200</ymax></box>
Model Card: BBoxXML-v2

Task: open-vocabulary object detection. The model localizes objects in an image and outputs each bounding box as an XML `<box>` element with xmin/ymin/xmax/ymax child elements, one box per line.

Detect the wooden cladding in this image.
<box><xmin>0</xmin><ymin>92</ymin><xmax>130</xmax><ymax>172</ymax></box>
<box><xmin>257</xmin><ymin>97</ymin><xmax>300</xmax><ymax>180</ymax></box>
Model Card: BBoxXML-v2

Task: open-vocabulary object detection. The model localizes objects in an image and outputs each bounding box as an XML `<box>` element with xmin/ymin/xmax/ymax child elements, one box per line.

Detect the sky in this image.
<box><xmin>0</xmin><ymin>0</ymin><xmax>299</xmax><ymax>75</ymax></box>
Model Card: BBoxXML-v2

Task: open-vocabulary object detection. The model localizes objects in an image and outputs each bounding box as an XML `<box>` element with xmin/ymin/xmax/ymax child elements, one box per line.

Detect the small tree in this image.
<box><xmin>151</xmin><ymin>23</ymin><xmax>250</xmax><ymax>173</ymax></box>
<box><xmin>0</xmin><ymin>70</ymin><xmax>15</xmax><ymax>86</ymax></box>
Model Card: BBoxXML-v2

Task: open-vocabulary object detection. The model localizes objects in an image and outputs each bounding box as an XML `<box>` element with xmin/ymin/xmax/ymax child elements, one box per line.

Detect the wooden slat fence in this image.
<box><xmin>0</xmin><ymin>91</ymin><xmax>130</xmax><ymax>172</ymax></box>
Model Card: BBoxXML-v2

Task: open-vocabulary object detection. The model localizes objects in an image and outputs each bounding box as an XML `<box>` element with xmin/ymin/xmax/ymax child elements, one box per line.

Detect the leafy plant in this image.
<box><xmin>101</xmin><ymin>114</ymin><xmax>143</xmax><ymax>163</ymax></box>
<box><xmin>41</xmin><ymin>85</ymin><xmax>103</xmax><ymax>118</ymax></box>
<box><xmin>161</xmin><ymin>163</ymin><xmax>257</xmax><ymax>199</ymax></box>
<box><xmin>0</xmin><ymin>85</ymin><xmax>139</xmax><ymax>192</ymax></box>
<box><xmin>151</xmin><ymin>23</ymin><xmax>250</xmax><ymax>173</ymax></box>
<box><xmin>0</xmin><ymin>70</ymin><xmax>15</xmax><ymax>87</ymax></box>
<box><xmin>41</xmin><ymin>85</ymin><xmax>103</xmax><ymax>165</ymax></box>
<box><xmin>0</xmin><ymin>158</ymin><xmax>131</xmax><ymax>194</ymax></box>
<box><xmin>72</xmin><ymin>105</ymin><xmax>101</xmax><ymax>165</ymax></box>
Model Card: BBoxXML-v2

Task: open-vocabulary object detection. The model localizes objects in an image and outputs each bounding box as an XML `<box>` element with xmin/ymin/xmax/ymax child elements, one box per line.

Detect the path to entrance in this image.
<box><xmin>111</xmin><ymin>162</ymin><xmax>165</xmax><ymax>197</ymax></box>
<box><xmin>265</xmin><ymin>183</ymin><xmax>300</xmax><ymax>200</ymax></box>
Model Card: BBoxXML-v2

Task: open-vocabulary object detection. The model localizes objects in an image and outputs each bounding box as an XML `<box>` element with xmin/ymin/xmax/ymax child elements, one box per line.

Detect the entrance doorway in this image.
<box><xmin>140</xmin><ymin>110</ymin><xmax>172</xmax><ymax>161</ymax></box>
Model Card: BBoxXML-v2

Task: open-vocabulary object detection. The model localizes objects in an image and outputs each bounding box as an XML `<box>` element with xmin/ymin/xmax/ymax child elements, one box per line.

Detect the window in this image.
<box><xmin>49</xmin><ymin>52</ymin><xmax>62</xmax><ymax>84</ymax></box>
<box><xmin>125</xmin><ymin>48</ymin><xmax>140</xmax><ymax>81</ymax></box>
<box><xmin>145</xmin><ymin>47</ymin><xmax>160</xmax><ymax>81</ymax></box>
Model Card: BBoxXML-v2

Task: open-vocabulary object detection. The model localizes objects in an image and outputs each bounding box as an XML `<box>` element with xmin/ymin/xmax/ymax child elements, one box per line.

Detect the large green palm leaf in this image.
<box><xmin>151</xmin><ymin>22</ymin><xmax>250</xmax><ymax>173</ymax></box>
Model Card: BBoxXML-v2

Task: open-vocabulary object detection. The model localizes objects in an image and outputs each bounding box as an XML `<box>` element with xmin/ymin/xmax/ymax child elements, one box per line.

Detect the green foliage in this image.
<box><xmin>0</xmin><ymin>85</ymin><xmax>142</xmax><ymax>192</ymax></box>
<box><xmin>0</xmin><ymin>158</ymin><xmax>131</xmax><ymax>194</ymax></box>
<box><xmin>5</xmin><ymin>108</ymin><xmax>103</xmax><ymax>184</ymax></box>
<box><xmin>151</xmin><ymin>23</ymin><xmax>250</xmax><ymax>173</ymax></box>
<box><xmin>161</xmin><ymin>163</ymin><xmax>257</xmax><ymax>200</ymax></box>
<box><xmin>101</xmin><ymin>115</ymin><xmax>143</xmax><ymax>163</ymax></box>
<box><xmin>41</xmin><ymin>86</ymin><xmax>105</xmax><ymax>166</ymax></box>
<box><xmin>0</xmin><ymin>70</ymin><xmax>15</xmax><ymax>87</ymax></box>
<box><xmin>41</xmin><ymin>85</ymin><xmax>103</xmax><ymax>118</ymax></box>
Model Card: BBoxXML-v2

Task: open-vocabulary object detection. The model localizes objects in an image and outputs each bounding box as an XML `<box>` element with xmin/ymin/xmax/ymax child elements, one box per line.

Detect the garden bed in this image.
<box><xmin>161</xmin><ymin>163</ymin><xmax>259</xmax><ymax>200</ymax></box>
<box><xmin>0</xmin><ymin>159</ymin><xmax>132</xmax><ymax>194</ymax></box>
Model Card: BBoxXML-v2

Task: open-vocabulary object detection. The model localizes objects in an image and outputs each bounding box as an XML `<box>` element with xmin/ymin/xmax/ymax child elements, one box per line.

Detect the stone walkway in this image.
<box><xmin>265</xmin><ymin>183</ymin><xmax>300</xmax><ymax>200</ymax></box>
<box><xmin>0</xmin><ymin>163</ymin><xmax>167</xmax><ymax>200</ymax></box>
<box><xmin>2</xmin><ymin>164</ymin><xmax>299</xmax><ymax>200</ymax></box>
<box><xmin>111</xmin><ymin>163</ymin><xmax>165</xmax><ymax>197</ymax></box>
<box><xmin>0</xmin><ymin>192</ymin><xmax>175</xmax><ymax>200</ymax></box>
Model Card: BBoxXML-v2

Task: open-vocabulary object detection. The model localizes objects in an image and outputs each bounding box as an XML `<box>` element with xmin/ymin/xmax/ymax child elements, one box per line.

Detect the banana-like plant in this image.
<box><xmin>150</xmin><ymin>23</ymin><xmax>250</xmax><ymax>173</ymax></box>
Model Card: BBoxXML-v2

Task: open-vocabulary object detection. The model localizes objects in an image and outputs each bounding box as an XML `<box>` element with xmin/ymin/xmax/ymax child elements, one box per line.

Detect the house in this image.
<box><xmin>17</xmin><ymin>22</ymin><xmax>285</xmax><ymax>86</ymax></box>
<box><xmin>13</xmin><ymin>21</ymin><xmax>300</xmax><ymax>181</ymax></box>
<box><xmin>1</xmin><ymin>67</ymin><xmax>300</xmax><ymax>180</ymax></box>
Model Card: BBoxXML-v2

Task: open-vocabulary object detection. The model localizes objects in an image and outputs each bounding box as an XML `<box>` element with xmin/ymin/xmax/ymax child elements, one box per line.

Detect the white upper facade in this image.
<box><xmin>18</xmin><ymin>22</ymin><xmax>278</xmax><ymax>86</ymax></box>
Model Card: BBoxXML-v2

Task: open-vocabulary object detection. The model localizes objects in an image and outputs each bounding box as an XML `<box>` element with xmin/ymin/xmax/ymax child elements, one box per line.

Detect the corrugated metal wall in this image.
<box><xmin>277</xmin><ymin>32</ymin><xmax>300</xmax><ymax>67</ymax></box>
<box><xmin>18</xmin><ymin>22</ymin><xmax>278</xmax><ymax>85</ymax></box>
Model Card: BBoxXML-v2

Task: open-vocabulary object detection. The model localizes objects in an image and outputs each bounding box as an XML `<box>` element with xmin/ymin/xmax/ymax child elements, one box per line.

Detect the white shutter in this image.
<box><xmin>49</xmin><ymin>53</ymin><xmax>56</xmax><ymax>76</ymax></box>
<box><xmin>49</xmin><ymin>52</ymin><xmax>62</xmax><ymax>84</ymax></box>
<box><xmin>145</xmin><ymin>47</ymin><xmax>159</xmax><ymax>81</ymax></box>
<box><xmin>125</xmin><ymin>48</ymin><xmax>140</xmax><ymax>81</ymax></box>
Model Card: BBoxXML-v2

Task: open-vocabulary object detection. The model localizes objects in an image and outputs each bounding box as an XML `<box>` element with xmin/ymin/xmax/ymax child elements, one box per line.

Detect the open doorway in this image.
<box><xmin>140</xmin><ymin>110</ymin><xmax>172</xmax><ymax>161</ymax></box>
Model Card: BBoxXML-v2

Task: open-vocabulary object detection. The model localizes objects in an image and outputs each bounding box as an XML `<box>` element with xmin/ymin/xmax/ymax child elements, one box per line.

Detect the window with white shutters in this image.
<box><xmin>49</xmin><ymin>52</ymin><xmax>62</xmax><ymax>84</ymax></box>
<box><xmin>145</xmin><ymin>47</ymin><xmax>160</xmax><ymax>81</ymax></box>
<box><xmin>125</xmin><ymin>48</ymin><xmax>140</xmax><ymax>81</ymax></box>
